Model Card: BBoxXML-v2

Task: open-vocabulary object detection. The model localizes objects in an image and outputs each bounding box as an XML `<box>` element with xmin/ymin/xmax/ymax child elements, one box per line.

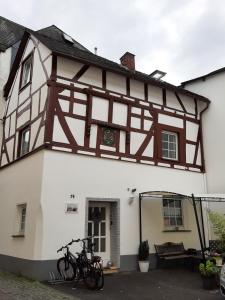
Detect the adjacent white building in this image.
<box><xmin>0</xmin><ymin>17</ymin><xmax>222</xmax><ymax>280</ymax></box>
<box><xmin>182</xmin><ymin>69</ymin><xmax>225</xmax><ymax>194</ymax></box>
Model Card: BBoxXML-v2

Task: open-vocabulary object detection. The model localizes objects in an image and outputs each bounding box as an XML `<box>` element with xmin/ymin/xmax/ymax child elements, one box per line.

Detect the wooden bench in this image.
<box><xmin>154</xmin><ymin>242</ymin><xmax>191</xmax><ymax>268</ymax></box>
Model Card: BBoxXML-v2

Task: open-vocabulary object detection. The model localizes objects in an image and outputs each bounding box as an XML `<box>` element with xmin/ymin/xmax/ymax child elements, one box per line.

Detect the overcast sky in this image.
<box><xmin>1</xmin><ymin>0</ymin><xmax>225</xmax><ymax>84</ymax></box>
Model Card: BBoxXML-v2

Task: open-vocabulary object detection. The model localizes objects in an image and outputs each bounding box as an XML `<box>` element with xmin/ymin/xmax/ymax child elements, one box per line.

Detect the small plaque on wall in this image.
<box><xmin>66</xmin><ymin>203</ymin><xmax>78</xmax><ymax>213</ymax></box>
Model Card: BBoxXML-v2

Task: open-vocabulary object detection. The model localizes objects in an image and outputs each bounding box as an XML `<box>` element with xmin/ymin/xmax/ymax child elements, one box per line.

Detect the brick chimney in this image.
<box><xmin>120</xmin><ymin>52</ymin><xmax>135</xmax><ymax>71</ymax></box>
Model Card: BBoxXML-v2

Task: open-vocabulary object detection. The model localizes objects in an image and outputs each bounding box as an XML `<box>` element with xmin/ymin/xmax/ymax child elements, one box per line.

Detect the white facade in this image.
<box><xmin>183</xmin><ymin>73</ymin><xmax>225</xmax><ymax>193</ymax></box>
<box><xmin>0</xmin><ymin>31</ymin><xmax>213</xmax><ymax>279</ymax></box>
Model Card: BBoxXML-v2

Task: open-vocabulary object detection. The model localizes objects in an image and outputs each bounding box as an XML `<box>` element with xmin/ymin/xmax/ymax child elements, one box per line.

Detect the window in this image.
<box><xmin>161</xmin><ymin>131</ymin><xmax>178</xmax><ymax>160</ymax></box>
<box><xmin>14</xmin><ymin>204</ymin><xmax>27</xmax><ymax>235</ymax></box>
<box><xmin>19</xmin><ymin>204</ymin><xmax>27</xmax><ymax>234</ymax></box>
<box><xmin>163</xmin><ymin>197</ymin><xmax>183</xmax><ymax>227</ymax></box>
<box><xmin>20</xmin><ymin>55</ymin><xmax>32</xmax><ymax>89</ymax></box>
<box><xmin>18</xmin><ymin>126</ymin><xmax>30</xmax><ymax>157</ymax></box>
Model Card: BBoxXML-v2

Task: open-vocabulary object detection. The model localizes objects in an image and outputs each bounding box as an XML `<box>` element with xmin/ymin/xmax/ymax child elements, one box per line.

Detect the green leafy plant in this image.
<box><xmin>209</xmin><ymin>211</ymin><xmax>225</xmax><ymax>252</ymax></box>
<box><xmin>199</xmin><ymin>260</ymin><xmax>219</xmax><ymax>277</ymax></box>
<box><xmin>138</xmin><ymin>240</ymin><xmax>149</xmax><ymax>261</ymax></box>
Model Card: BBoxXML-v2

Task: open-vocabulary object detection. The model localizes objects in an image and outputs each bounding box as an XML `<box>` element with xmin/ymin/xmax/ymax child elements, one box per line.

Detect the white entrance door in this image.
<box><xmin>88</xmin><ymin>203</ymin><xmax>110</xmax><ymax>267</ymax></box>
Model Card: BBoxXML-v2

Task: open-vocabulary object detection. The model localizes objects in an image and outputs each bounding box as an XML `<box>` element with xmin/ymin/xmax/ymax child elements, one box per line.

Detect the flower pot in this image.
<box><xmin>139</xmin><ymin>261</ymin><xmax>149</xmax><ymax>272</ymax></box>
<box><xmin>201</xmin><ymin>275</ymin><xmax>216</xmax><ymax>290</ymax></box>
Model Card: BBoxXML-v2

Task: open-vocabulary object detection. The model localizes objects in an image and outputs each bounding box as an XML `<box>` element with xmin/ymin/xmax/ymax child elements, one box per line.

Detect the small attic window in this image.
<box><xmin>63</xmin><ymin>33</ymin><xmax>74</xmax><ymax>44</ymax></box>
<box><xmin>149</xmin><ymin>70</ymin><xmax>167</xmax><ymax>81</ymax></box>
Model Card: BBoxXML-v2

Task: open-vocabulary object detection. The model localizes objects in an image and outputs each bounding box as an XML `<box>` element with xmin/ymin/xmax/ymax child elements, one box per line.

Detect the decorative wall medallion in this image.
<box><xmin>102</xmin><ymin>127</ymin><xmax>115</xmax><ymax>146</ymax></box>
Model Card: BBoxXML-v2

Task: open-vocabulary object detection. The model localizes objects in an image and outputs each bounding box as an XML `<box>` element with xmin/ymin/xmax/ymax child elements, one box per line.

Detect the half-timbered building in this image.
<box><xmin>0</xmin><ymin>21</ymin><xmax>211</xmax><ymax>279</ymax></box>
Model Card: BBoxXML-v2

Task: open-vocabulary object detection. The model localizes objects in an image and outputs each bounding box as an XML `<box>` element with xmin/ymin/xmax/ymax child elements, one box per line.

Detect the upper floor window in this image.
<box><xmin>18</xmin><ymin>126</ymin><xmax>30</xmax><ymax>157</ymax></box>
<box><xmin>163</xmin><ymin>197</ymin><xmax>183</xmax><ymax>228</ymax></box>
<box><xmin>20</xmin><ymin>54</ymin><xmax>32</xmax><ymax>90</ymax></box>
<box><xmin>161</xmin><ymin>131</ymin><xmax>178</xmax><ymax>160</ymax></box>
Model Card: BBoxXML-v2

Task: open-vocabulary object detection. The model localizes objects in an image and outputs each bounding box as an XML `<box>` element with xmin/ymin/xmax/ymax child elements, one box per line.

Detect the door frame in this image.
<box><xmin>85</xmin><ymin>198</ymin><xmax>120</xmax><ymax>268</ymax></box>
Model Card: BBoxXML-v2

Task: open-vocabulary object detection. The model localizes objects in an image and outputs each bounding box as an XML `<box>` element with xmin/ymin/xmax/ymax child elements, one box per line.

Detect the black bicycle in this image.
<box><xmin>57</xmin><ymin>239</ymin><xmax>79</xmax><ymax>281</ymax></box>
<box><xmin>57</xmin><ymin>237</ymin><xmax>104</xmax><ymax>290</ymax></box>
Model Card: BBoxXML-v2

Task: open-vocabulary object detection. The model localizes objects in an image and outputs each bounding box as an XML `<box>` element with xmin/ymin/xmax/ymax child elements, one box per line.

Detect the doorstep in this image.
<box><xmin>103</xmin><ymin>266</ymin><xmax>119</xmax><ymax>275</ymax></box>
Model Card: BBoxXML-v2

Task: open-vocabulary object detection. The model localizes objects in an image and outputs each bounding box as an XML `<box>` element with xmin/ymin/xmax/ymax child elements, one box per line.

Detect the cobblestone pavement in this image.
<box><xmin>0</xmin><ymin>272</ymin><xmax>79</xmax><ymax>300</ymax></box>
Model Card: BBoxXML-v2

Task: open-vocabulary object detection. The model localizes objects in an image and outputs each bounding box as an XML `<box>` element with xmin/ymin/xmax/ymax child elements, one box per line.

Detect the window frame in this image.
<box><xmin>17</xmin><ymin>125</ymin><xmax>31</xmax><ymax>158</ymax></box>
<box><xmin>161</xmin><ymin>131</ymin><xmax>178</xmax><ymax>161</ymax></box>
<box><xmin>162</xmin><ymin>197</ymin><xmax>184</xmax><ymax>229</ymax></box>
<box><xmin>12</xmin><ymin>203</ymin><xmax>27</xmax><ymax>237</ymax></box>
<box><xmin>156</xmin><ymin>124</ymin><xmax>185</xmax><ymax>164</ymax></box>
<box><xmin>19</xmin><ymin>53</ymin><xmax>33</xmax><ymax>91</ymax></box>
<box><xmin>19</xmin><ymin>204</ymin><xmax>27</xmax><ymax>235</ymax></box>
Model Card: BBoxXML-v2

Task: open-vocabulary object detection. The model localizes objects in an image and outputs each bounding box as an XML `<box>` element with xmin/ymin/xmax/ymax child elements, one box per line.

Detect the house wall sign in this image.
<box><xmin>66</xmin><ymin>203</ymin><xmax>78</xmax><ymax>213</ymax></box>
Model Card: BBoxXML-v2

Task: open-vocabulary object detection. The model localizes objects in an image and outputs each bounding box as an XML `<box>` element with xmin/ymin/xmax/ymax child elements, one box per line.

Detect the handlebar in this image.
<box><xmin>57</xmin><ymin>236</ymin><xmax>95</xmax><ymax>253</ymax></box>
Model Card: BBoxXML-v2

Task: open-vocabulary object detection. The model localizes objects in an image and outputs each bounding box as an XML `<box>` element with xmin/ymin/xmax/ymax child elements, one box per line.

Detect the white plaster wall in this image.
<box><xmin>106</xmin><ymin>72</ymin><xmax>126</xmax><ymax>95</ymax></box>
<box><xmin>148</xmin><ymin>84</ymin><xmax>163</xmax><ymax>105</ymax></box>
<box><xmin>184</xmin><ymin>73</ymin><xmax>225</xmax><ymax>193</ymax></box>
<box><xmin>112</xmin><ymin>102</ymin><xmax>127</xmax><ymax>126</ymax></box>
<box><xmin>130</xmin><ymin>79</ymin><xmax>144</xmax><ymax>100</ymax></box>
<box><xmin>0</xmin><ymin>151</ymin><xmax>44</xmax><ymax>260</ymax></box>
<box><xmin>186</xmin><ymin>121</ymin><xmax>199</xmax><ymax>141</ymax></box>
<box><xmin>40</xmin><ymin>150</ymin><xmax>206</xmax><ymax>259</ymax></box>
<box><xmin>130</xmin><ymin>132</ymin><xmax>146</xmax><ymax>154</ymax></box>
<box><xmin>158</xmin><ymin>114</ymin><xmax>183</xmax><ymax>128</ymax></box>
<box><xmin>92</xmin><ymin>96</ymin><xmax>108</xmax><ymax>121</ymax></box>
<box><xmin>79</xmin><ymin>66</ymin><xmax>102</xmax><ymax>87</ymax></box>
<box><xmin>166</xmin><ymin>90</ymin><xmax>182</xmax><ymax>110</ymax></box>
<box><xmin>31</xmin><ymin>45</ymin><xmax>49</xmax><ymax>93</ymax></box>
<box><xmin>186</xmin><ymin>144</ymin><xmax>195</xmax><ymax>164</ymax></box>
<box><xmin>57</xmin><ymin>57</ymin><xmax>83</xmax><ymax>79</ymax></box>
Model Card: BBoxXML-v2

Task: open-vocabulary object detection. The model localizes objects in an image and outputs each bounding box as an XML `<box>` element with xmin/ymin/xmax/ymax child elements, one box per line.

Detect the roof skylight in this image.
<box><xmin>149</xmin><ymin>70</ymin><xmax>167</xmax><ymax>80</ymax></box>
<box><xmin>62</xmin><ymin>33</ymin><xmax>74</xmax><ymax>44</ymax></box>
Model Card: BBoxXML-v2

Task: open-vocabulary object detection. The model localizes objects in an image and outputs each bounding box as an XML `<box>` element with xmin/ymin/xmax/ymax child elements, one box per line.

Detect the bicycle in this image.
<box><xmin>57</xmin><ymin>239</ymin><xmax>79</xmax><ymax>281</ymax></box>
<box><xmin>72</xmin><ymin>237</ymin><xmax>104</xmax><ymax>290</ymax></box>
<box><xmin>56</xmin><ymin>237</ymin><xmax>104</xmax><ymax>290</ymax></box>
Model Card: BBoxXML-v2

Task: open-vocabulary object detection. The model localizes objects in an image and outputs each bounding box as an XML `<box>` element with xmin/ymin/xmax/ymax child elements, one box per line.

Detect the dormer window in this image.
<box><xmin>20</xmin><ymin>54</ymin><xmax>32</xmax><ymax>90</ymax></box>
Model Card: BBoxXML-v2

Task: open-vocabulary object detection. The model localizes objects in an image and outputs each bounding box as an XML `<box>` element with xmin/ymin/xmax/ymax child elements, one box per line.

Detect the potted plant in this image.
<box><xmin>138</xmin><ymin>240</ymin><xmax>150</xmax><ymax>272</ymax></box>
<box><xmin>199</xmin><ymin>260</ymin><xmax>219</xmax><ymax>290</ymax></box>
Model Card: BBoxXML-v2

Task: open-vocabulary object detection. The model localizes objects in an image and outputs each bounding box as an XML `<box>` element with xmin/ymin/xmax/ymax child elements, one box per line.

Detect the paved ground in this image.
<box><xmin>47</xmin><ymin>269</ymin><xmax>224</xmax><ymax>300</ymax></box>
<box><xmin>0</xmin><ymin>269</ymin><xmax>224</xmax><ymax>300</ymax></box>
<box><xmin>0</xmin><ymin>271</ymin><xmax>78</xmax><ymax>300</ymax></box>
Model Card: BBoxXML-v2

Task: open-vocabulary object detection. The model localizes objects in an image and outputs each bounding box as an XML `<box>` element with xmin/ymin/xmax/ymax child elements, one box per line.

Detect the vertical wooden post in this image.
<box><xmin>139</xmin><ymin>194</ymin><xmax>142</xmax><ymax>244</ymax></box>
<box><xmin>192</xmin><ymin>194</ymin><xmax>206</xmax><ymax>262</ymax></box>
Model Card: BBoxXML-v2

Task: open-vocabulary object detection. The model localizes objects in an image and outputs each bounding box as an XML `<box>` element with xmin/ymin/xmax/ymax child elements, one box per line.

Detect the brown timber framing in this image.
<box><xmin>52</xmin><ymin>52</ymin><xmax>210</xmax><ymax>105</ymax></box>
<box><xmin>40</xmin><ymin>79</ymin><xmax>203</xmax><ymax>172</ymax></box>
<box><xmin>1</xmin><ymin>33</ymin><xmax>210</xmax><ymax>173</ymax></box>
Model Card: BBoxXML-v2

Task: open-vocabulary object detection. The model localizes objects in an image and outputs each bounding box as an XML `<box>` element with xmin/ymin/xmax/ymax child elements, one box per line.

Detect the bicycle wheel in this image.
<box><xmin>95</xmin><ymin>267</ymin><xmax>104</xmax><ymax>290</ymax></box>
<box><xmin>57</xmin><ymin>257</ymin><xmax>76</xmax><ymax>281</ymax></box>
<box><xmin>84</xmin><ymin>266</ymin><xmax>97</xmax><ymax>290</ymax></box>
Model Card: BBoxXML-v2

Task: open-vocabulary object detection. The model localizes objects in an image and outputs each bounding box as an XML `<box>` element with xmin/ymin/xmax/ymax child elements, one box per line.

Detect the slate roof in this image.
<box><xmin>36</xmin><ymin>25</ymin><xmax>90</xmax><ymax>53</ymax></box>
<box><xmin>0</xmin><ymin>16</ymin><xmax>26</xmax><ymax>51</ymax></box>
<box><xmin>0</xmin><ymin>16</ymin><xmax>209</xmax><ymax>103</ymax></box>
<box><xmin>33</xmin><ymin>30</ymin><xmax>210</xmax><ymax>103</ymax></box>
